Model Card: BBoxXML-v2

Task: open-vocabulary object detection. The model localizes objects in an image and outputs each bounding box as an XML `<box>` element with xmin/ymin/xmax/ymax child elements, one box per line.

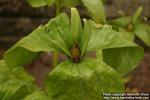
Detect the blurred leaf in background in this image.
<box><xmin>110</xmin><ymin>6</ymin><xmax>150</xmax><ymax>46</ymax></box>
<box><xmin>27</xmin><ymin>0</ymin><xmax>81</xmax><ymax>8</ymax></box>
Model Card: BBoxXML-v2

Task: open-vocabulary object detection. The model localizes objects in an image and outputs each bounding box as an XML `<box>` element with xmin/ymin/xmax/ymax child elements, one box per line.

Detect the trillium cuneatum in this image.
<box><xmin>110</xmin><ymin>7</ymin><xmax>150</xmax><ymax>46</ymax></box>
<box><xmin>1</xmin><ymin>8</ymin><xmax>143</xmax><ymax>99</ymax></box>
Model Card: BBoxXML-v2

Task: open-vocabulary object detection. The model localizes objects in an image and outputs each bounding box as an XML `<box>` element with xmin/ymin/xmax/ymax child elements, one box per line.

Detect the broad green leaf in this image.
<box><xmin>3</xmin><ymin>25</ymin><xmax>54</xmax><ymax>68</ymax></box>
<box><xmin>0</xmin><ymin>82</ymin><xmax>29</xmax><ymax>100</ymax></box>
<box><xmin>0</xmin><ymin>60</ymin><xmax>34</xmax><ymax>85</ymax></box>
<box><xmin>4</xmin><ymin>47</ymin><xmax>39</xmax><ymax>69</ymax></box>
<box><xmin>0</xmin><ymin>80</ymin><xmax>44</xmax><ymax>100</ymax></box>
<box><xmin>134</xmin><ymin>24</ymin><xmax>150</xmax><ymax>46</ymax></box>
<box><xmin>27</xmin><ymin>0</ymin><xmax>55</xmax><ymax>7</ymax></box>
<box><xmin>0</xmin><ymin>78</ymin><xmax>39</xmax><ymax>100</ymax></box>
<box><xmin>86</xmin><ymin>23</ymin><xmax>144</xmax><ymax>75</ymax></box>
<box><xmin>110</xmin><ymin>17</ymin><xmax>131</xmax><ymax>28</ymax></box>
<box><xmin>25</xmin><ymin>91</ymin><xmax>50</xmax><ymax>100</ymax></box>
<box><xmin>119</xmin><ymin>28</ymin><xmax>135</xmax><ymax>41</ymax></box>
<box><xmin>45</xmin><ymin>13</ymin><xmax>71</xmax><ymax>56</ymax></box>
<box><xmin>0</xmin><ymin>60</ymin><xmax>38</xmax><ymax>100</ymax></box>
<box><xmin>102</xmin><ymin>46</ymin><xmax>144</xmax><ymax>75</ymax></box>
<box><xmin>45</xmin><ymin>58</ymin><xmax>124</xmax><ymax>100</ymax></box>
<box><xmin>12</xmin><ymin>67</ymin><xmax>34</xmax><ymax>83</ymax></box>
<box><xmin>82</xmin><ymin>0</ymin><xmax>106</xmax><ymax>24</ymax></box>
<box><xmin>132</xmin><ymin>6</ymin><xmax>143</xmax><ymax>24</ymax></box>
<box><xmin>70</xmin><ymin>8</ymin><xmax>82</xmax><ymax>46</ymax></box>
<box><xmin>87</xmin><ymin>24</ymin><xmax>136</xmax><ymax>52</ymax></box>
<box><xmin>4</xmin><ymin>13</ymin><xmax>70</xmax><ymax>68</ymax></box>
<box><xmin>0</xmin><ymin>60</ymin><xmax>11</xmax><ymax>84</ymax></box>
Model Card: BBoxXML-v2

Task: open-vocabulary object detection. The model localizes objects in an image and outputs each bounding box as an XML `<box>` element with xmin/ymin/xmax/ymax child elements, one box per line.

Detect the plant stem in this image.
<box><xmin>52</xmin><ymin>0</ymin><xmax>60</xmax><ymax>67</ymax></box>
<box><xmin>52</xmin><ymin>51</ymin><xmax>58</xmax><ymax>67</ymax></box>
<box><xmin>96</xmin><ymin>50</ymin><xmax>103</xmax><ymax>61</ymax></box>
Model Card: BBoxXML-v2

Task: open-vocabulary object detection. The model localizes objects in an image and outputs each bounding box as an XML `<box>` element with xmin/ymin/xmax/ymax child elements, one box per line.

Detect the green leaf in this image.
<box><xmin>4</xmin><ymin>47</ymin><xmax>39</xmax><ymax>69</ymax></box>
<box><xmin>45</xmin><ymin>13</ymin><xmax>71</xmax><ymax>56</ymax></box>
<box><xmin>45</xmin><ymin>58</ymin><xmax>124</xmax><ymax>100</ymax></box>
<box><xmin>0</xmin><ymin>82</ymin><xmax>29</xmax><ymax>100</ymax></box>
<box><xmin>102</xmin><ymin>46</ymin><xmax>144</xmax><ymax>75</ymax></box>
<box><xmin>3</xmin><ymin>24</ymin><xmax>54</xmax><ymax>68</ymax></box>
<box><xmin>70</xmin><ymin>8</ymin><xmax>82</xmax><ymax>46</ymax></box>
<box><xmin>27</xmin><ymin>0</ymin><xmax>81</xmax><ymax>8</ymax></box>
<box><xmin>110</xmin><ymin>17</ymin><xmax>131</xmax><ymax>29</ymax></box>
<box><xmin>27</xmin><ymin>0</ymin><xmax>47</xmax><ymax>7</ymax></box>
<box><xmin>86</xmin><ymin>23</ymin><xmax>144</xmax><ymax>75</ymax></box>
<box><xmin>0</xmin><ymin>80</ymin><xmax>44</xmax><ymax>100</ymax></box>
<box><xmin>60</xmin><ymin>0</ymin><xmax>81</xmax><ymax>8</ymax></box>
<box><xmin>82</xmin><ymin>0</ymin><xmax>106</xmax><ymax>24</ymax></box>
<box><xmin>25</xmin><ymin>91</ymin><xmax>50</xmax><ymax>100</ymax></box>
<box><xmin>46</xmin><ymin>0</ymin><xmax>56</xmax><ymax>6</ymax></box>
<box><xmin>87</xmin><ymin>24</ymin><xmax>136</xmax><ymax>52</ymax></box>
<box><xmin>4</xmin><ymin>13</ymin><xmax>70</xmax><ymax>68</ymax></box>
<box><xmin>132</xmin><ymin>6</ymin><xmax>143</xmax><ymax>24</ymax></box>
<box><xmin>119</xmin><ymin>28</ymin><xmax>135</xmax><ymax>41</ymax></box>
<box><xmin>0</xmin><ymin>60</ymin><xmax>38</xmax><ymax>100</ymax></box>
<box><xmin>0</xmin><ymin>60</ymin><xmax>11</xmax><ymax>84</ymax></box>
<box><xmin>134</xmin><ymin>24</ymin><xmax>150</xmax><ymax>46</ymax></box>
<box><xmin>27</xmin><ymin>0</ymin><xmax>55</xmax><ymax>7</ymax></box>
<box><xmin>12</xmin><ymin>67</ymin><xmax>34</xmax><ymax>83</ymax></box>
<box><xmin>0</xmin><ymin>60</ymin><xmax>34</xmax><ymax>85</ymax></box>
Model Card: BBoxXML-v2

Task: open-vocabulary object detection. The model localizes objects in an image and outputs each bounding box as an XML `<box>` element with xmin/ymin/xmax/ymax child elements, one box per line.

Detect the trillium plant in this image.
<box><xmin>26</xmin><ymin>0</ymin><xmax>107</xmax><ymax>67</ymax></box>
<box><xmin>0</xmin><ymin>0</ymin><xmax>145</xmax><ymax>99</ymax></box>
<box><xmin>0</xmin><ymin>7</ymin><xmax>144</xmax><ymax>99</ymax></box>
<box><xmin>110</xmin><ymin>7</ymin><xmax>150</xmax><ymax>47</ymax></box>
